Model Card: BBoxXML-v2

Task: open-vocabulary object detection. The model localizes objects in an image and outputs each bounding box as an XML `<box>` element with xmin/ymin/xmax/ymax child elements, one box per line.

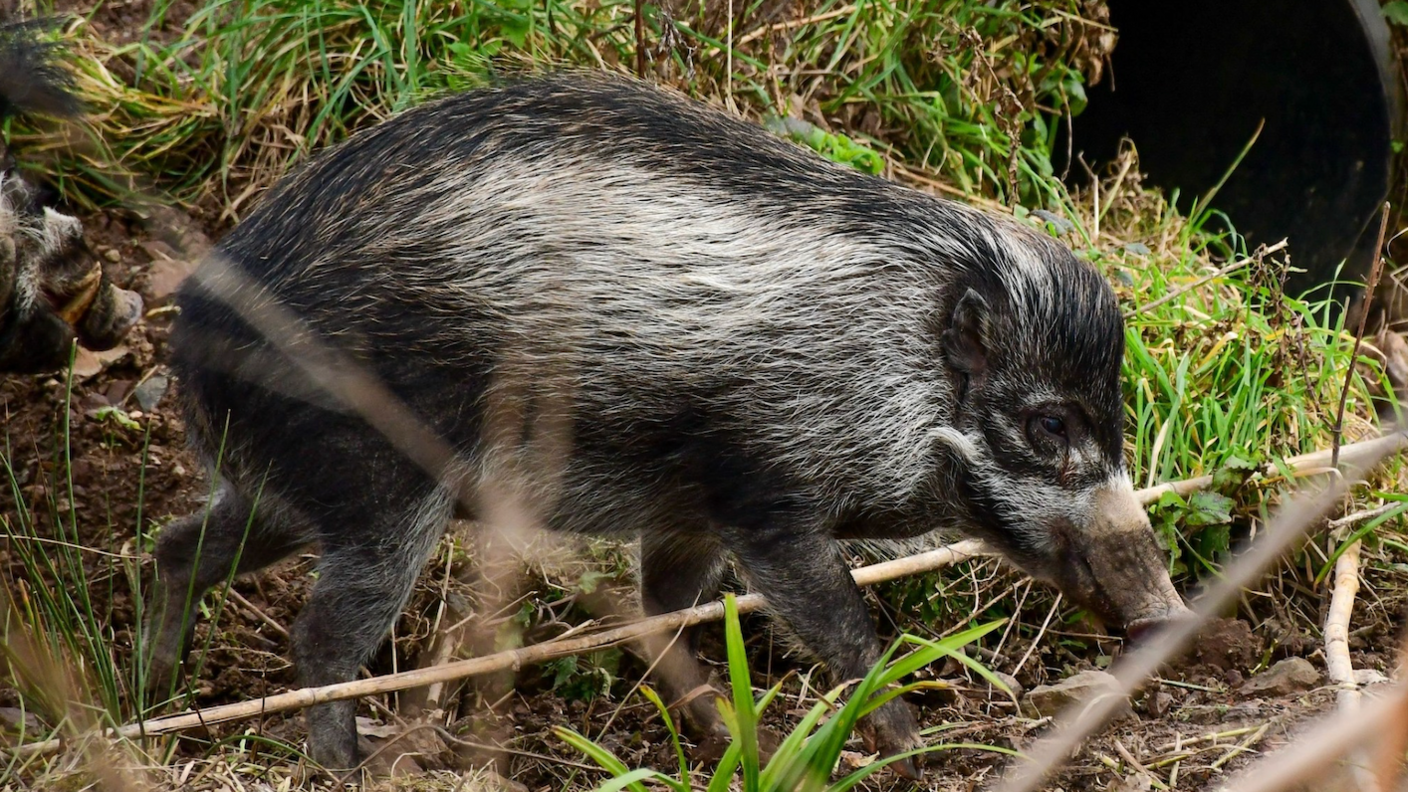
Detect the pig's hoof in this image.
<box><xmin>858</xmin><ymin>704</ymin><xmax>926</xmax><ymax>780</ymax></box>
<box><xmin>691</xmin><ymin>722</ymin><xmax>783</xmax><ymax>765</ymax></box>
<box><xmin>889</xmin><ymin>754</ymin><xmax>923</xmax><ymax>781</ymax></box>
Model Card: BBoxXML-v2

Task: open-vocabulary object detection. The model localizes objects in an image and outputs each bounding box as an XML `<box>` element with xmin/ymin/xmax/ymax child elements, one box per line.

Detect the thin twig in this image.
<box><xmin>1131</xmin><ymin>239</ymin><xmax>1289</xmax><ymax>319</ymax></box>
<box><xmin>633</xmin><ymin>0</ymin><xmax>646</xmax><ymax>78</ymax></box>
<box><xmin>1134</xmin><ymin>431</ymin><xmax>1408</xmax><ymax>505</ymax></box>
<box><xmin>226</xmin><ymin>590</ymin><xmax>289</xmax><ymax>640</ymax></box>
<box><xmin>1333</xmin><ymin>202</ymin><xmax>1391</xmax><ymax>469</ymax></box>
<box><xmin>1113</xmin><ymin>738</ymin><xmax>1165</xmax><ymax>789</ymax></box>
<box><xmin>1206</xmin><ymin>722</ymin><xmax>1267</xmax><ymax>772</ymax></box>
<box><xmin>1011</xmin><ymin>593</ymin><xmax>1060</xmax><ymax>678</ymax></box>
<box><xmin>736</xmin><ymin>5</ymin><xmax>856</xmax><ymax>45</ymax></box>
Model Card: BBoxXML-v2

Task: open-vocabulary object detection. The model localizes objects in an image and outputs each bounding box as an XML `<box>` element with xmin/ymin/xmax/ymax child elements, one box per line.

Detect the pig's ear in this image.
<box><xmin>942</xmin><ymin>288</ymin><xmax>989</xmax><ymax>378</ymax></box>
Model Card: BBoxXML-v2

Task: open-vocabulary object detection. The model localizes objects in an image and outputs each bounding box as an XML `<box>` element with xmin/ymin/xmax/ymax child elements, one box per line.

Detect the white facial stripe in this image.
<box><xmin>930</xmin><ymin>426</ymin><xmax>983</xmax><ymax>463</ymax></box>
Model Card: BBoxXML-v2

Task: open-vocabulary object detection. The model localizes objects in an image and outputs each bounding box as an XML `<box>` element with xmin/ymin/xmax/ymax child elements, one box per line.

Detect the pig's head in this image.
<box><xmin>0</xmin><ymin>21</ymin><xmax>143</xmax><ymax>373</ymax></box>
<box><xmin>936</xmin><ymin>229</ymin><xmax>1190</xmax><ymax>638</ymax></box>
<box><xmin>0</xmin><ymin>169</ymin><xmax>143</xmax><ymax>372</ymax></box>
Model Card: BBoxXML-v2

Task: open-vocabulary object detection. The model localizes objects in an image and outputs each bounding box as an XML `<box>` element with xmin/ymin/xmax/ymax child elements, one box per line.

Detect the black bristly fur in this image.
<box><xmin>0</xmin><ymin>19</ymin><xmax>81</xmax><ymax>122</ymax></box>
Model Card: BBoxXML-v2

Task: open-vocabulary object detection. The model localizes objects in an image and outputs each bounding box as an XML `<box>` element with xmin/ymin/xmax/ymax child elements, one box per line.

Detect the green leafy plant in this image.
<box><xmin>557</xmin><ymin>594</ymin><xmax>1017</xmax><ymax>791</ymax></box>
<box><xmin>763</xmin><ymin>116</ymin><xmax>885</xmax><ymax>174</ymax></box>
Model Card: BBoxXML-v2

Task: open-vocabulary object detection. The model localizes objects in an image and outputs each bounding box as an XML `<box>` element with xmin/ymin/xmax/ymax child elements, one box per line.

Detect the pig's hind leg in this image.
<box><xmin>718</xmin><ymin>509</ymin><xmax>925</xmax><ymax>779</ymax></box>
<box><xmin>146</xmin><ymin>482</ymin><xmax>313</xmax><ymax>702</ymax></box>
<box><xmin>290</xmin><ymin>481</ymin><xmax>452</xmax><ymax>774</ymax></box>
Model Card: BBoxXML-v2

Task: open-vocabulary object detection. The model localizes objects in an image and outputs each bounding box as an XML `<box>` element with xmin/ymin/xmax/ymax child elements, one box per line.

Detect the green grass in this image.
<box><xmin>0</xmin><ymin>362</ymin><xmax>134</xmax><ymax>738</ymax></box>
<box><xmin>0</xmin><ymin>371</ymin><xmax>306</xmax><ymax>782</ymax></box>
<box><xmin>17</xmin><ymin>0</ymin><xmax>1104</xmax><ymax>212</ymax></box>
<box><xmin>558</xmin><ymin>595</ymin><xmax>1018</xmax><ymax>792</ymax></box>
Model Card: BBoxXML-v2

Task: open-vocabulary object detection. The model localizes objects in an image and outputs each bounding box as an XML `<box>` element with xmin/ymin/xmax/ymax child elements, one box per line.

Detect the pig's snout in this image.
<box><xmin>1050</xmin><ymin>480</ymin><xmax>1189</xmax><ymax>639</ymax></box>
<box><xmin>1124</xmin><ymin>601</ymin><xmax>1196</xmax><ymax>644</ymax></box>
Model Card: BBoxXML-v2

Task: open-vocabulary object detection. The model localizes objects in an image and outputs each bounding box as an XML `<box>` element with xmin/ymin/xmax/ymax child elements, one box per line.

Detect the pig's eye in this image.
<box><xmin>1037</xmin><ymin>415</ymin><xmax>1066</xmax><ymax>437</ymax></box>
<box><xmin>1025</xmin><ymin>412</ymin><xmax>1071</xmax><ymax>456</ymax></box>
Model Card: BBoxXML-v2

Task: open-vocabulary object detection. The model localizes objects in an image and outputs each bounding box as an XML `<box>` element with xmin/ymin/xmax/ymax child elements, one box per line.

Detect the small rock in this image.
<box><xmin>0</xmin><ymin>707</ymin><xmax>44</xmax><ymax>734</ymax></box>
<box><xmin>1241</xmin><ymin>657</ymin><xmax>1320</xmax><ymax>697</ymax></box>
<box><xmin>139</xmin><ymin>239</ymin><xmax>180</xmax><ymax>261</ymax></box>
<box><xmin>1021</xmin><ymin>669</ymin><xmax>1131</xmax><ymax>719</ymax></box>
<box><xmin>1112</xmin><ymin>775</ymin><xmax>1152</xmax><ymax>792</ymax></box>
<box><xmin>105</xmin><ymin>379</ymin><xmax>133</xmax><ymax>404</ymax></box>
<box><xmin>1354</xmin><ymin>668</ymin><xmax>1390</xmax><ymax>687</ymax></box>
<box><xmin>102</xmin><ymin>247</ymin><xmax>121</xmax><ymax>263</ymax></box>
<box><xmin>987</xmin><ymin>670</ymin><xmax>1023</xmax><ymax>702</ymax></box>
<box><xmin>142</xmin><ymin>249</ymin><xmax>198</xmax><ymax>302</ymax></box>
<box><xmin>1148</xmin><ymin>690</ymin><xmax>1174</xmax><ymax>718</ymax></box>
<box><xmin>133</xmin><ymin>373</ymin><xmax>170</xmax><ymax>412</ymax></box>
<box><xmin>1122</xmin><ymin>241</ymin><xmax>1152</xmax><ymax>256</ymax></box>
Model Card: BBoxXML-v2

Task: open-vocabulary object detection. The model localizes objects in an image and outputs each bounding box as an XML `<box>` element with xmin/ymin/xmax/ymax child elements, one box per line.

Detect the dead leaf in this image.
<box><xmin>70</xmin><ymin>345</ymin><xmax>130</xmax><ymax>381</ymax></box>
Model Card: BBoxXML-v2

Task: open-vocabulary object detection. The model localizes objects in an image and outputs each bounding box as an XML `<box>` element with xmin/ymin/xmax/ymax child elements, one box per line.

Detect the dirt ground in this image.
<box><xmin>1</xmin><ymin>201</ymin><xmax>1405</xmax><ymax>792</ymax></box>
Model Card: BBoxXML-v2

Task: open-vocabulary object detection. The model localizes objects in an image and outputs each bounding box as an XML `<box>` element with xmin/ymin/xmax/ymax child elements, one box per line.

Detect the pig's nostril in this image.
<box><xmin>1125</xmin><ymin>618</ymin><xmax>1163</xmax><ymax>643</ymax></box>
<box><xmin>1125</xmin><ymin>607</ymin><xmax>1196</xmax><ymax>645</ymax></box>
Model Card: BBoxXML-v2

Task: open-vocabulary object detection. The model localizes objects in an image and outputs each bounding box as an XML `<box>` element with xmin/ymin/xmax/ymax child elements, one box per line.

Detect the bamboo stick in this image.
<box><xmin>11</xmin><ymin>542</ymin><xmax>989</xmax><ymax>756</ymax></box>
<box><xmin>1134</xmin><ymin>431</ymin><xmax>1407</xmax><ymax>506</ymax></box>
<box><xmin>1324</xmin><ymin>540</ymin><xmax>1362</xmax><ymax>710</ymax></box>
<box><xmin>9</xmin><ymin>431</ymin><xmax>1405</xmax><ymax>759</ymax></box>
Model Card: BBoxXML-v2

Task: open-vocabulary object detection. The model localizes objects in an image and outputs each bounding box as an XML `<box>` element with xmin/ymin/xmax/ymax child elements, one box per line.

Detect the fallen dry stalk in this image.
<box><xmin>9</xmin><ymin>430</ymin><xmax>1405</xmax><ymax>759</ymax></box>
<box><xmin>1131</xmin><ymin>238</ymin><xmax>1289</xmax><ymax>318</ymax></box>
<box><xmin>1134</xmin><ymin>431</ymin><xmax>1408</xmax><ymax>505</ymax></box>
<box><xmin>11</xmin><ymin>541</ymin><xmax>988</xmax><ymax>756</ymax></box>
